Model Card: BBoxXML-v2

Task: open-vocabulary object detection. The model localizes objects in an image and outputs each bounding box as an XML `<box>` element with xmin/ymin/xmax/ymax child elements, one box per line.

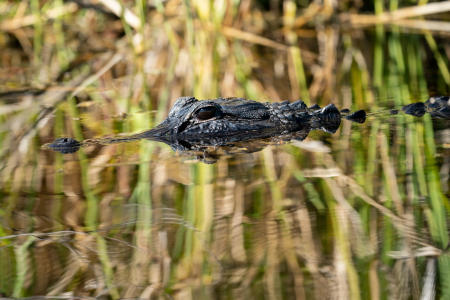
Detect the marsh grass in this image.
<box><xmin>0</xmin><ymin>0</ymin><xmax>449</xmax><ymax>299</ymax></box>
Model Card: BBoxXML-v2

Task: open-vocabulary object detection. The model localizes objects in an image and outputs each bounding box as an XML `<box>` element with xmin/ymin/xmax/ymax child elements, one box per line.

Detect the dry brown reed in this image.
<box><xmin>0</xmin><ymin>0</ymin><xmax>448</xmax><ymax>299</ymax></box>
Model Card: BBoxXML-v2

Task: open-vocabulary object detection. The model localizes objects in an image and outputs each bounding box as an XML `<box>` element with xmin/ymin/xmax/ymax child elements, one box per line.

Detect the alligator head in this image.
<box><xmin>148</xmin><ymin>97</ymin><xmax>301</xmax><ymax>136</ymax></box>
<box><xmin>43</xmin><ymin>96</ymin><xmax>353</xmax><ymax>155</ymax></box>
<box><xmin>142</xmin><ymin>96</ymin><xmax>341</xmax><ymax>144</ymax></box>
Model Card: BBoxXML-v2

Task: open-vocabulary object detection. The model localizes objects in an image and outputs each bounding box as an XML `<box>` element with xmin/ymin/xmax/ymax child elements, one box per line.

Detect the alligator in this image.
<box><xmin>43</xmin><ymin>96</ymin><xmax>450</xmax><ymax>158</ymax></box>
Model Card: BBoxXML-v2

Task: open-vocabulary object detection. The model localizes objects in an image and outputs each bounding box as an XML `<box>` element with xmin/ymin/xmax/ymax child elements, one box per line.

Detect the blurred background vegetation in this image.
<box><xmin>0</xmin><ymin>0</ymin><xmax>449</xmax><ymax>299</ymax></box>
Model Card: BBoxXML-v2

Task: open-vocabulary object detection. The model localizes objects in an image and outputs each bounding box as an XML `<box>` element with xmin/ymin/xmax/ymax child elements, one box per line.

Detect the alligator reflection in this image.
<box><xmin>43</xmin><ymin>96</ymin><xmax>449</xmax><ymax>162</ymax></box>
<box><xmin>42</xmin><ymin>123</ymin><xmax>344</xmax><ymax>164</ymax></box>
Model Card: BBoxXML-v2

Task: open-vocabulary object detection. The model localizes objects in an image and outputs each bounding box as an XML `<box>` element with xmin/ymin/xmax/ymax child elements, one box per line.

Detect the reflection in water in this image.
<box><xmin>1</xmin><ymin>101</ymin><xmax>449</xmax><ymax>298</ymax></box>
<box><xmin>42</xmin><ymin>97</ymin><xmax>449</xmax><ymax>164</ymax></box>
<box><xmin>1</xmin><ymin>2</ymin><xmax>450</xmax><ymax>299</ymax></box>
<box><xmin>42</xmin><ymin>97</ymin><xmax>349</xmax><ymax>159</ymax></box>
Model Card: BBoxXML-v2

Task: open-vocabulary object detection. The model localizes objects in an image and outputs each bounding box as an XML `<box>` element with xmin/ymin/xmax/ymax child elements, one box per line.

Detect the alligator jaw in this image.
<box><xmin>141</xmin><ymin>119</ymin><xmax>175</xmax><ymax>138</ymax></box>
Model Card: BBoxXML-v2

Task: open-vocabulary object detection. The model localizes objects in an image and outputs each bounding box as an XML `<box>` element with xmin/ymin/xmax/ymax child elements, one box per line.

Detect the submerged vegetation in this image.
<box><xmin>0</xmin><ymin>0</ymin><xmax>449</xmax><ymax>299</ymax></box>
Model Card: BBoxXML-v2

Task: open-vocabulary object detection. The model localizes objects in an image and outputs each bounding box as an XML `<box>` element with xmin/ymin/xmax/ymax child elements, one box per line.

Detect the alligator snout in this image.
<box><xmin>42</xmin><ymin>137</ymin><xmax>81</xmax><ymax>154</ymax></box>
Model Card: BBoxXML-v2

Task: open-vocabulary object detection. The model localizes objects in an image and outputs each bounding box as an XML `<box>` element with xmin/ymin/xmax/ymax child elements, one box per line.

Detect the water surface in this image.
<box><xmin>0</xmin><ymin>2</ymin><xmax>449</xmax><ymax>299</ymax></box>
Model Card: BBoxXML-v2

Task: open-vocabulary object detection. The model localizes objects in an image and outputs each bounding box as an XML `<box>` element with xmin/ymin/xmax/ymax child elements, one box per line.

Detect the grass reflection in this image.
<box><xmin>0</xmin><ymin>0</ymin><xmax>449</xmax><ymax>299</ymax></box>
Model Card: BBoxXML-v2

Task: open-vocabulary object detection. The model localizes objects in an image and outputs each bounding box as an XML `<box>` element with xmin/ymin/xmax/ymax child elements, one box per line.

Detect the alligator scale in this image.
<box><xmin>44</xmin><ymin>96</ymin><xmax>450</xmax><ymax>157</ymax></box>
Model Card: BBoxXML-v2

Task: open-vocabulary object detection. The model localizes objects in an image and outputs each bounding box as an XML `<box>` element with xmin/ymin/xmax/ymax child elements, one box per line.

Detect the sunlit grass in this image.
<box><xmin>0</xmin><ymin>0</ymin><xmax>448</xmax><ymax>299</ymax></box>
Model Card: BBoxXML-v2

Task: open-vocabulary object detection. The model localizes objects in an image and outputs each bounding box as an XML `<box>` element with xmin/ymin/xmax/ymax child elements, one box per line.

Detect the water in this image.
<box><xmin>0</xmin><ymin>4</ymin><xmax>450</xmax><ymax>299</ymax></box>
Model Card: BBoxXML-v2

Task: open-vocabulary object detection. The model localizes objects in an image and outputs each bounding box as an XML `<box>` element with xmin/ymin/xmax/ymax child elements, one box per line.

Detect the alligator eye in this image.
<box><xmin>195</xmin><ymin>106</ymin><xmax>218</xmax><ymax>120</ymax></box>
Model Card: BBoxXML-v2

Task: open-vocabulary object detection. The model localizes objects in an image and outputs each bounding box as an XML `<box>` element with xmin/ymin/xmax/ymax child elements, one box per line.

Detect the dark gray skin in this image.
<box><xmin>143</xmin><ymin>96</ymin><xmax>343</xmax><ymax>138</ymax></box>
<box><xmin>43</xmin><ymin>96</ymin><xmax>449</xmax><ymax>155</ymax></box>
<box><xmin>44</xmin><ymin>97</ymin><xmax>346</xmax><ymax>154</ymax></box>
<box><xmin>402</xmin><ymin>96</ymin><xmax>450</xmax><ymax>118</ymax></box>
